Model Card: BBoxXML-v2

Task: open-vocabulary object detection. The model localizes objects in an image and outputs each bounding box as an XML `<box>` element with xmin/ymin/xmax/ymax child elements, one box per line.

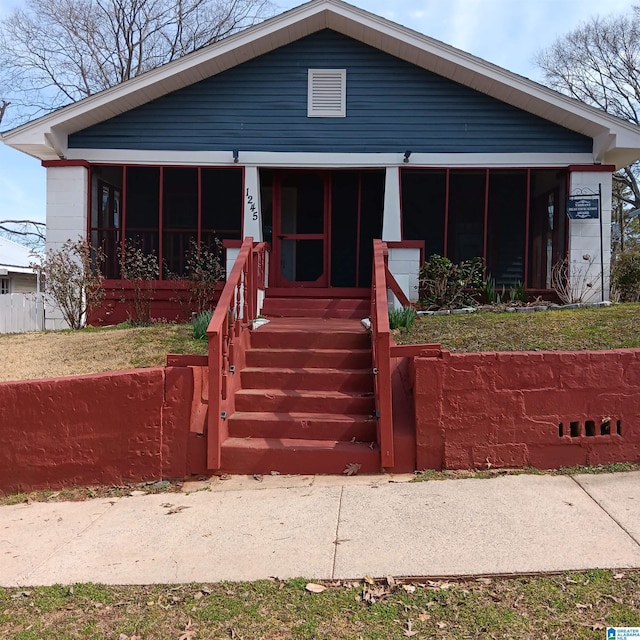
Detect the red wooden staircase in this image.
<box><xmin>220</xmin><ymin>316</ymin><xmax>380</xmax><ymax>474</ymax></box>
<box><xmin>205</xmin><ymin>239</ymin><xmax>399</xmax><ymax>476</ymax></box>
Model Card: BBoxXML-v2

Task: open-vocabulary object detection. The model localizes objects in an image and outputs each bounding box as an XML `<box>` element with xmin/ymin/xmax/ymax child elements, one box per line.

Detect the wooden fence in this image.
<box><xmin>0</xmin><ymin>293</ymin><xmax>45</xmax><ymax>333</ymax></box>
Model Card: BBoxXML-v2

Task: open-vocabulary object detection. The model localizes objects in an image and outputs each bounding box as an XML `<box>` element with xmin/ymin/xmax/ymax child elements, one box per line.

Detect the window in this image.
<box><xmin>0</xmin><ymin>278</ymin><xmax>9</xmax><ymax>294</ymax></box>
<box><xmin>308</xmin><ymin>69</ymin><xmax>346</xmax><ymax>117</ymax></box>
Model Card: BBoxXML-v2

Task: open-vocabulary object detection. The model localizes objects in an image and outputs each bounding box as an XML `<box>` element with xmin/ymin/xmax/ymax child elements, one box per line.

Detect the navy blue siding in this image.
<box><xmin>69</xmin><ymin>30</ymin><xmax>592</xmax><ymax>154</ymax></box>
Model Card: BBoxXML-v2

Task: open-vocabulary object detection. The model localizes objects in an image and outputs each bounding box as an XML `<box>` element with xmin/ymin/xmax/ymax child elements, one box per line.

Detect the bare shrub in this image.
<box><xmin>551</xmin><ymin>255</ymin><xmax>600</xmax><ymax>304</ymax></box>
<box><xmin>31</xmin><ymin>238</ymin><xmax>104</xmax><ymax>329</ymax></box>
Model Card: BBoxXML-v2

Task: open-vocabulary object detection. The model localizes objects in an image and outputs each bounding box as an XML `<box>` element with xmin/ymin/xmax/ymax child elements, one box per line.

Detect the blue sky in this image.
<box><xmin>0</xmin><ymin>0</ymin><xmax>635</xmax><ymax>229</ymax></box>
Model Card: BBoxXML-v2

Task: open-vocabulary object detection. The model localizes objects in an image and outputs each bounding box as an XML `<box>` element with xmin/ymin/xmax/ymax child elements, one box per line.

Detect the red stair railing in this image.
<box><xmin>206</xmin><ymin>237</ymin><xmax>269</xmax><ymax>470</ymax></box>
<box><xmin>371</xmin><ymin>240</ymin><xmax>394</xmax><ymax>468</ymax></box>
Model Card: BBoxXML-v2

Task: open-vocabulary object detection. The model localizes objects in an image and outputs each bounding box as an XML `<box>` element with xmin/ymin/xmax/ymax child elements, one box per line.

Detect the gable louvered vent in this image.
<box><xmin>308</xmin><ymin>69</ymin><xmax>346</xmax><ymax>117</ymax></box>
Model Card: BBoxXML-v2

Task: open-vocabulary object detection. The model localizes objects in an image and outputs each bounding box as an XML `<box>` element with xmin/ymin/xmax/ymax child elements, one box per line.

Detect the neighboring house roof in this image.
<box><xmin>0</xmin><ymin>236</ymin><xmax>37</xmax><ymax>274</ymax></box>
<box><xmin>3</xmin><ymin>0</ymin><xmax>640</xmax><ymax>168</ymax></box>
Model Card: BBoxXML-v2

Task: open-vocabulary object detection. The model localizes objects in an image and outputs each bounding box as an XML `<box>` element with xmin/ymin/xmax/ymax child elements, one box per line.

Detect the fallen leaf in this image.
<box><xmin>602</xmin><ymin>594</ymin><xmax>623</xmax><ymax>604</ymax></box>
<box><xmin>386</xmin><ymin>576</ymin><xmax>396</xmax><ymax>588</ymax></box>
<box><xmin>269</xmin><ymin>471</ymin><xmax>280</xmax><ymax>476</ymax></box>
<box><xmin>344</xmin><ymin>463</ymin><xmax>362</xmax><ymax>476</ymax></box>
<box><xmin>575</xmin><ymin>603</ymin><xmax>590</xmax><ymax>609</ymax></box>
<box><xmin>364</xmin><ymin>576</ymin><xmax>375</xmax><ymax>585</ymax></box>
<box><xmin>403</xmin><ymin>620</ymin><xmax>419</xmax><ymax>637</ymax></box>
<box><xmin>476</xmin><ymin>577</ymin><xmax>492</xmax><ymax>585</ymax></box>
<box><xmin>418</xmin><ymin>612</ymin><xmax>431</xmax><ymax>622</ymax></box>
<box><xmin>614</xmin><ymin>573</ymin><xmax>625</xmax><ymax>580</ymax></box>
<box><xmin>253</xmin><ymin>474</ymin><xmax>263</xmax><ymax>482</ymax></box>
<box><xmin>592</xmin><ymin>623</ymin><xmax>606</xmax><ymax>631</ymax></box>
<box><xmin>166</xmin><ymin>505</ymin><xmax>191</xmax><ymax>515</ymax></box>
<box><xmin>193</xmin><ymin>591</ymin><xmax>204</xmax><ymax>601</ymax></box>
<box><xmin>402</xmin><ymin>585</ymin><xmax>416</xmax><ymax>593</ymax></box>
<box><xmin>437</xmin><ymin>621</ymin><xmax>447</xmax><ymax>629</ymax></box>
<box><xmin>178</xmin><ymin>618</ymin><xmax>196</xmax><ymax>640</ymax></box>
<box><xmin>305</xmin><ymin>583</ymin><xmax>327</xmax><ymax>593</ymax></box>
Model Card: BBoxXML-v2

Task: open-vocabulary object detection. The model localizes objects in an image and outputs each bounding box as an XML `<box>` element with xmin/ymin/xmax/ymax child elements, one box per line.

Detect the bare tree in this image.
<box><xmin>535</xmin><ymin>8</ymin><xmax>640</xmax><ymax>251</ymax></box>
<box><xmin>0</xmin><ymin>0</ymin><xmax>275</xmax><ymax>127</ymax></box>
<box><xmin>0</xmin><ymin>219</ymin><xmax>46</xmax><ymax>251</ymax></box>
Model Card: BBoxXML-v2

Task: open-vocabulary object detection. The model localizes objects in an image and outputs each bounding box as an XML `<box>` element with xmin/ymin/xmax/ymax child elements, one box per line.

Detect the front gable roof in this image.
<box><xmin>3</xmin><ymin>0</ymin><xmax>640</xmax><ymax>168</ymax></box>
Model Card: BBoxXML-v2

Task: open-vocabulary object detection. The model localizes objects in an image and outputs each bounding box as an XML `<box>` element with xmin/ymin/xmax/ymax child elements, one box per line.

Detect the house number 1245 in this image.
<box><xmin>246</xmin><ymin>188</ymin><xmax>258</xmax><ymax>220</ymax></box>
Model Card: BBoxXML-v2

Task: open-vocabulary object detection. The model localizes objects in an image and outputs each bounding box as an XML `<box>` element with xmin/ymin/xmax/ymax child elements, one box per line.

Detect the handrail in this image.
<box><xmin>371</xmin><ymin>239</ymin><xmax>394</xmax><ymax>468</ymax></box>
<box><xmin>206</xmin><ymin>237</ymin><xmax>256</xmax><ymax>469</ymax></box>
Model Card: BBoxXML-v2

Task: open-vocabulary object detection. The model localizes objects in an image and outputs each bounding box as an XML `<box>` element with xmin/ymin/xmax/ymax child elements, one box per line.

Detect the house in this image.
<box><xmin>4</xmin><ymin>0</ymin><xmax>640</xmax><ymax>324</ymax></box>
<box><xmin>0</xmin><ymin>236</ymin><xmax>38</xmax><ymax>295</ymax></box>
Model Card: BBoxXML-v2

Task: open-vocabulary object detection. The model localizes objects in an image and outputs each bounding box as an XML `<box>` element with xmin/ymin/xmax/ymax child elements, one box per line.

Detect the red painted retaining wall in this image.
<box><xmin>0</xmin><ymin>367</ymin><xmax>196</xmax><ymax>493</ymax></box>
<box><xmin>414</xmin><ymin>349</ymin><xmax>640</xmax><ymax>470</ymax></box>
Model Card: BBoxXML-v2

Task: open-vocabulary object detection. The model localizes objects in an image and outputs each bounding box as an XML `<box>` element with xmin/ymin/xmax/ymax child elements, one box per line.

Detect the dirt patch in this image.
<box><xmin>0</xmin><ymin>324</ymin><xmax>206</xmax><ymax>382</ymax></box>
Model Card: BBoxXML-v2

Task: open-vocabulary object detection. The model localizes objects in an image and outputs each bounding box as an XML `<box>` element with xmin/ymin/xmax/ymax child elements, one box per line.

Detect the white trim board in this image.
<box><xmin>67</xmin><ymin>149</ymin><xmax>597</xmax><ymax>168</ymax></box>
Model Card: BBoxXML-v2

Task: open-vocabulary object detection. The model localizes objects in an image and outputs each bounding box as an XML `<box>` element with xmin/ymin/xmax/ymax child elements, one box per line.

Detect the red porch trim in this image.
<box><xmin>42</xmin><ymin>159</ymin><xmax>91</xmax><ymax>168</ymax></box>
<box><xmin>567</xmin><ymin>164</ymin><xmax>615</xmax><ymax>173</ymax></box>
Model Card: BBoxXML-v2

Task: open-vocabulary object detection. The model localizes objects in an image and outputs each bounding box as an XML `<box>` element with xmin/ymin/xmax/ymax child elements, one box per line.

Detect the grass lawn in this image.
<box><xmin>0</xmin><ymin>323</ymin><xmax>207</xmax><ymax>382</ymax></box>
<box><xmin>2</xmin><ymin>571</ymin><xmax>639</xmax><ymax>639</ymax></box>
<box><xmin>396</xmin><ymin>303</ymin><xmax>640</xmax><ymax>352</ymax></box>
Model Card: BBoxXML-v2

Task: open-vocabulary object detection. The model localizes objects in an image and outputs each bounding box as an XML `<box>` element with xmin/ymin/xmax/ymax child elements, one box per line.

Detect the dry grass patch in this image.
<box><xmin>397</xmin><ymin>303</ymin><xmax>640</xmax><ymax>352</ymax></box>
<box><xmin>0</xmin><ymin>324</ymin><xmax>207</xmax><ymax>382</ymax></box>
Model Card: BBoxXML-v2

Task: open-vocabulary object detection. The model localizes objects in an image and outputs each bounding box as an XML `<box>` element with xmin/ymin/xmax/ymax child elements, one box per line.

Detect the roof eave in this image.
<box><xmin>3</xmin><ymin>0</ymin><xmax>640</xmax><ymax>164</ymax></box>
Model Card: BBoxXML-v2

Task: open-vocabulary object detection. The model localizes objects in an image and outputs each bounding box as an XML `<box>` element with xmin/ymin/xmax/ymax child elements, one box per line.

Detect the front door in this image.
<box><xmin>273</xmin><ymin>172</ymin><xmax>329</xmax><ymax>287</ymax></box>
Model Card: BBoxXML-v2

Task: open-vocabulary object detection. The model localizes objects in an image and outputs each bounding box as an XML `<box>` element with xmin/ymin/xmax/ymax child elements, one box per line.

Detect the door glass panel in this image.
<box><xmin>280</xmin><ymin>240</ymin><xmax>324</xmax><ymax>282</ymax></box>
<box><xmin>281</xmin><ymin>174</ymin><xmax>324</xmax><ymax>234</ymax></box>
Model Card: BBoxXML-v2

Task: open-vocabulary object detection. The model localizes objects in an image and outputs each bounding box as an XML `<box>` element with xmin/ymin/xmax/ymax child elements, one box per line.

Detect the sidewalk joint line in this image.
<box><xmin>20</xmin><ymin>498</ymin><xmax>122</xmax><ymax>584</ymax></box>
<box><xmin>331</xmin><ymin>486</ymin><xmax>344</xmax><ymax>580</ymax></box>
<box><xmin>570</xmin><ymin>475</ymin><xmax>640</xmax><ymax>549</ymax></box>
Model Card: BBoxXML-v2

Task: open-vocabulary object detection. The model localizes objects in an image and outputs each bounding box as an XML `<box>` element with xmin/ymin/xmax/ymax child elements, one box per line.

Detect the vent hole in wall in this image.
<box><xmin>617</xmin><ymin>420</ymin><xmax>622</xmax><ymax>436</ymax></box>
<box><xmin>585</xmin><ymin>420</ymin><xmax>595</xmax><ymax>437</ymax></box>
<box><xmin>570</xmin><ymin>421</ymin><xmax>580</xmax><ymax>438</ymax></box>
<box><xmin>558</xmin><ymin>422</ymin><xmax>564</xmax><ymax>437</ymax></box>
<box><xmin>600</xmin><ymin>419</ymin><xmax>611</xmax><ymax>436</ymax></box>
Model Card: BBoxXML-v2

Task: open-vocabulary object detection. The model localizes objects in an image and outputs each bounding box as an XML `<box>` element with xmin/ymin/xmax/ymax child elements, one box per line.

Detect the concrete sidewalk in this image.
<box><xmin>2</xmin><ymin>472</ymin><xmax>640</xmax><ymax>587</ymax></box>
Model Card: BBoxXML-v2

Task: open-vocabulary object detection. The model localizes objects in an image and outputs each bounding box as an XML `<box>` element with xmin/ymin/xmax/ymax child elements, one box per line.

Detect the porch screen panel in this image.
<box><xmin>330</xmin><ymin>171</ymin><xmax>359</xmax><ymax>287</ymax></box>
<box><xmin>447</xmin><ymin>171</ymin><xmax>485</xmax><ymax>263</ymax></box>
<box><xmin>163</xmin><ymin>167</ymin><xmax>198</xmax><ymax>276</ymax></box>
<box><xmin>90</xmin><ymin>165</ymin><xmax>123</xmax><ymax>278</ymax></box>
<box><xmin>487</xmin><ymin>171</ymin><xmax>526</xmax><ymax>286</ymax></box>
<box><xmin>125</xmin><ymin>166</ymin><xmax>160</xmax><ymax>264</ymax></box>
<box><xmin>401</xmin><ymin>169</ymin><xmax>446</xmax><ymax>258</ymax></box>
<box><xmin>358</xmin><ymin>171</ymin><xmax>385</xmax><ymax>288</ymax></box>
<box><xmin>201</xmin><ymin>168</ymin><xmax>243</xmax><ymax>250</ymax></box>
<box><xmin>528</xmin><ymin>169</ymin><xmax>567</xmax><ymax>290</ymax></box>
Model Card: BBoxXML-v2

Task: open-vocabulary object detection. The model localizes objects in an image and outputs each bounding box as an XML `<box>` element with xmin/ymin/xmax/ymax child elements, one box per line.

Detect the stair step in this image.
<box><xmin>262</xmin><ymin>297</ymin><xmax>369</xmax><ymax>310</ymax></box>
<box><xmin>262</xmin><ymin>307</ymin><xmax>368</xmax><ymax>319</ymax></box>
<box><xmin>240</xmin><ymin>367</ymin><xmax>373</xmax><ymax>392</ymax></box>
<box><xmin>251</xmin><ymin>324</ymin><xmax>370</xmax><ymax>350</ymax></box>
<box><xmin>228</xmin><ymin>412</ymin><xmax>377</xmax><ymax>441</ymax></box>
<box><xmin>245</xmin><ymin>348</ymin><xmax>372</xmax><ymax>369</ymax></box>
<box><xmin>220</xmin><ymin>437</ymin><xmax>380</xmax><ymax>475</ymax></box>
<box><xmin>234</xmin><ymin>389</ymin><xmax>375</xmax><ymax>414</ymax></box>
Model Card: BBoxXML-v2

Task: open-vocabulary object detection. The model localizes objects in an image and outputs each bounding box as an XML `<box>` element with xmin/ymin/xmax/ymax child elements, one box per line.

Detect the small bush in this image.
<box><xmin>419</xmin><ymin>254</ymin><xmax>484</xmax><ymax>309</ymax></box>
<box><xmin>612</xmin><ymin>249</ymin><xmax>640</xmax><ymax>302</ymax></box>
<box><xmin>192</xmin><ymin>309</ymin><xmax>213</xmax><ymax>340</ymax></box>
<box><xmin>388</xmin><ymin>306</ymin><xmax>417</xmax><ymax>330</ymax></box>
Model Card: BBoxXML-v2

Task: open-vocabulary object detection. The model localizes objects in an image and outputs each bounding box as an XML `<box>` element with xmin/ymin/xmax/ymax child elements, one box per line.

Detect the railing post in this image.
<box><xmin>371</xmin><ymin>239</ymin><xmax>395</xmax><ymax>469</ymax></box>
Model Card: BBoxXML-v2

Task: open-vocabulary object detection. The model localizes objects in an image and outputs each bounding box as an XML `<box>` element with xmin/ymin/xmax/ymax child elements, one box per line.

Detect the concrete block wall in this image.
<box><xmin>387</xmin><ymin>247</ymin><xmax>421</xmax><ymax>307</ymax></box>
<box><xmin>414</xmin><ymin>348</ymin><xmax>640</xmax><ymax>471</ymax></box>
<box><xmin>0</xmin><ymin>367</ymin><xmax>193</xmax><ymax>493</ymax></box>
<box><xmin>568</xmin><ymin>170</ymin><xmax>612</xmax><ymax>302</ymax></box>
<box><xmin>45</xmin><ymin>166</ymin><xmax>89</xmax><ymax>329</ymax></box>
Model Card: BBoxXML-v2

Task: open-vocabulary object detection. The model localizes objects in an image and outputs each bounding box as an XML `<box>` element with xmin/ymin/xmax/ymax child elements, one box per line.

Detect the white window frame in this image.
<box><xmin>307</xmin><ymin>69</ymin><xmax>346</xmax><ymax>118</ymax></box>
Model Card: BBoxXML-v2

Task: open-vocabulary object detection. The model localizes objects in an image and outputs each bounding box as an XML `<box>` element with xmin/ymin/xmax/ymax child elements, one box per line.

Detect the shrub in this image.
<box><xmin>419</xmin><ymin>254</ymin><xmax>484</xmax><ymax>309</ymax></box>
<box><xmin>183</xmin><ymin>239</ymin><xmax>225</xmax><ymax>314</ymax></box>
<box><xmin>120</xmin><ymin>241</ymin><xmax>159</xmax><ymax>325</ymax></box>
<box><xmin>192</xmin><ymin>309</ymin><xmax>213</xmax><ymax>340</ymax></box>
<box><xmin>31</xmin><ymin>238</ymin><xmax>104</xmax><ymax>330</ymax></box>
<box><xmin>388</xmin><ymin>306</ymin><xmax>417</xmax><ymax>330</ymax></box>
<box><xmin>611</xmin><ymin>248</ymin><xmax>640</xmax><ymax>302</ymax></box>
